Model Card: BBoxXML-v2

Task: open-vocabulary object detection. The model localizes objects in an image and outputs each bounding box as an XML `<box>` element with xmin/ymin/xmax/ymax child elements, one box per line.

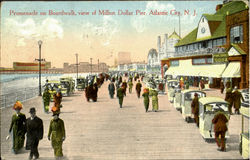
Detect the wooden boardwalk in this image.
<box><xmin>1</xmin><ymin>80</ymin><xmax>244</xmax><ymax>159</ymax></box>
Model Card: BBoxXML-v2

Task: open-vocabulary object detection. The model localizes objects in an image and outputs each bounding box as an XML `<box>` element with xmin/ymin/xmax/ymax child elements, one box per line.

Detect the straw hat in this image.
<box><xmin>13</xmin><ymin>101</ymin><xmax>23</xmax><ymax>110</ymax></box>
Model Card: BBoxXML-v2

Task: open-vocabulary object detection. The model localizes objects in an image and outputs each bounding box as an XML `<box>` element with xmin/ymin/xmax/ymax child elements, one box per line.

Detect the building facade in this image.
<box><xmin>163</xmin><ymin>1</ymin><xmax>248</xmax><ymax>89</ymax></box>
<box><xmin>13</xmin><ymin>62</ymin><xmax>51</xmax><ymax>71</ymax></box>
<box><xmin>117</xmin><ymin>52</ymin><xmax>131</xmax><ymax>65</ymax></box>
<box><xmin>63</xmin><ymin>62</ymin><xmax>109</xmax><ymax>73</ymax></box>
<box><xmin>147</xmin><ymin>48</ymin><xmax>160</xmax><ymax>74</ymax></box>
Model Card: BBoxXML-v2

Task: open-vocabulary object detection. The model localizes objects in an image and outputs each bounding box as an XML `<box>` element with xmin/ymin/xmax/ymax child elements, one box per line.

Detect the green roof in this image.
<box><xmin>231</xmin><ymin>44</ymin><xmax>247</xmax><ymax>55</ymax></box>
<box><xmin>169</xmin><ymin>31</ymin><xmax>181</xmax><ymax>40</ymax></box>
<box><xmin>215</xmin><ymin>1</ymin><xmax>248</xmax><ymax>16</ymax></box>
<box><xmin>203</xmin><ymin>14</ymin><xmax>223</xmax><ymax>21</ymax></box>
<box><xmin>175</xmin><ymin>1</ymin><xmax>248</xmax><ymax>47</ymax></box>
<box><xmin>209</xmin><ymin>17</ymin><xmax>226</xmax><ymax>39</ymax></box>
<box><xmin>175</xmin><ymin>28</ymin><xmax>198</xmax><ymax>46</ymax></box>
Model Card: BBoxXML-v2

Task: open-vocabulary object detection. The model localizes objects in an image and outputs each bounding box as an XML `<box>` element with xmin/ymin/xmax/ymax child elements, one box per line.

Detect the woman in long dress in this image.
<box><xmin>150</xmin><ymin>89</ymin><xmax>159</xmax><ymax>112</ymax></box>
<box><xmin>48</xmin><ymin>106</ymin><xmax>66</xmax><ymax>159</ymax></box>
<box><xmin>7</xmin><ymin>101</ymin><xmax>26</xmax><ymax>154</ymax></box>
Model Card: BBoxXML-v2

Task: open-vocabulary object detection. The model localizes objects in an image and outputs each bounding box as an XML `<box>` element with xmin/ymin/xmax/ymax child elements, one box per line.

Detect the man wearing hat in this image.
<box><xmin>225</xmin><ymin>87</ymin><xmax>233</xmax><ymax>115</ymax></box>
<box><xmin>117</xmin><ymin>85</ymin><xmax>125</xmax><ymax>108</ymax></box>
<box><xmin>48</xmin><ymin>106</ymin><xmax>66</xmax><ymax>159</ymax></box>
<box><xmin>232</xmin><ymin>86</ymin><xmax>244</xmax><ymax>114</ymax></box>
<box><xmin>26</xmin><ymin>107</ymin><xmax>44</xmax><ymax>160</ymax></box>
<box><xmin>135</xmin><ymin>80</ymin><xmax>142</xmax><ymax>98</ymax></box>
<box><xmin>212</xmin><ymin>111</ymin><xmax>228</xmax><ymax>152</ymax></box>
<box><xmin>7</xmin><ymin>101</ymin><xmax>26</xmax><ymax>154</ymax></box>
<box><xmin>191</xmin><ymin>93</ymin><xmax>199</xmax><ymax>127</ymax></box>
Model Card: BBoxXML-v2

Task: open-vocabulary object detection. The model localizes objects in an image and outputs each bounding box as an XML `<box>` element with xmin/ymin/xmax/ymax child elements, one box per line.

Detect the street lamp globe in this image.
<box><xmin>38</xmin><ymin>40</ymin><xmax>43</xmax><ymax>46</ymax></box>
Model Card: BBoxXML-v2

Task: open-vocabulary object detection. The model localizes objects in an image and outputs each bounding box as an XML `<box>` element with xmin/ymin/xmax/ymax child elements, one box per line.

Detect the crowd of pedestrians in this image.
<box><xmin>5</xmin><ymin>72</ymin><xmax>246</xmax><ymax>159</ymax></box>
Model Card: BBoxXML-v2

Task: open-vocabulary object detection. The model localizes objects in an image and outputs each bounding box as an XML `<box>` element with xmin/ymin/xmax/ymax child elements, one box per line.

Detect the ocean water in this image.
<box><xmin>0</xmin><ymin>73</ymin><xmax>91</xmax><ymax>95</ymax></box>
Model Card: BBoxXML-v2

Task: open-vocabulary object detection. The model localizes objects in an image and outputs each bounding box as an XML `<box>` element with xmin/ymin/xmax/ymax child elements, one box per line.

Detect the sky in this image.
<box><xmin>1</xmin><ymin>1</ymin><xmax>223</xmax><ymax>68</ymax></box>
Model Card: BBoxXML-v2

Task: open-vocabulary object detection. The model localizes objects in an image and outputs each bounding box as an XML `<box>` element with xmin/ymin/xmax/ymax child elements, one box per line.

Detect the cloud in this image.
<box><xmin>81</xmin><ymin>16</ymin><xmax>119</xmax><ymax>47</ymax></box>
<box><xmin>146</xmin><ymin>1</ymin><xmax>175</xmax><ymax>12</ymax></box>
<box><xmin>4</xmin><ymin>17</ymin><xmax>64</xmax><ymax>47</ymax></box>
<box><xmin>131</xmin><ymin>16</ymin><xmax>147</xmax><ymax>33</ymax></box>
<box><xmin>131</xmin><ymin>2</ymin><xmax>175</xmax><ymax>33</ymax></box>
<box><xmin>40</xmin><ymin>18</ymin><xmax>64</xmax><ymax>39</ymax></box>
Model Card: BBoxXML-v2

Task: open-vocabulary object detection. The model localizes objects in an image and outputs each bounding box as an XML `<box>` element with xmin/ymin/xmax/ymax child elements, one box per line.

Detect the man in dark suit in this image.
<box><xmin>26</xmin><ymin>108</ymin><xmax>44</xmax><ymax>160</ymax></box>
<box><xmin>191</xmin><ymin>93</ymin><xmax>199</xmax><ymax>127</ymax></box>
<box><xmin>212</xmin><ymin>112</ymin><xmax>228</xmax><ymax>152</ymax></box>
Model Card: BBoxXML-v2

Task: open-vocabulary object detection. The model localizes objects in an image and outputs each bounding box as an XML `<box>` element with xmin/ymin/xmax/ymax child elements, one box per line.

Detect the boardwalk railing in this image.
<box><xmin>0</xmin><ymin>87</ymin><xmax>39</xmax><ymax>109</ymax></box>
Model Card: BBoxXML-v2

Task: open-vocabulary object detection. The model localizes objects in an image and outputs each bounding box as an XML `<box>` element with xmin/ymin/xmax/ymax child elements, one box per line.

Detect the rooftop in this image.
<box><xmin>175</xmin><ymin>1</ymin><xmax>248</xmax><ymax>47</ymax></box>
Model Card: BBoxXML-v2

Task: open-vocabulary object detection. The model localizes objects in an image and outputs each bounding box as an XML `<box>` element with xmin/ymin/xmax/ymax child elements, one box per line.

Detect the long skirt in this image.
<box><xmin>152</xmin><ymin>100</ymin><xmax>158</xmax><ymax>111</ymax></box>
<box><xmin>52</xmin><ymin>132</ymin><xmax>63</xmax><ymax>157</ymax></box>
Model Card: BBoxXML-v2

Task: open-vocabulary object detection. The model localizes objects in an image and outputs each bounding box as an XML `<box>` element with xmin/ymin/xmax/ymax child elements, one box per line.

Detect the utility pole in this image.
<box><xmin>75</xmin><ymin>53</ymin><xmax>79</xmax><ymax>79</ymax></box>
<box><xmin>179</xmin><ymin>14</ymin><xmax>181</xmax><ymax>38</ymax></box>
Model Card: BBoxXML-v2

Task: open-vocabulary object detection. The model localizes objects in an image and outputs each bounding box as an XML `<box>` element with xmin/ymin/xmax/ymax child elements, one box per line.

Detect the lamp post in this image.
<box><xmin>35</xmin><ymin>40</ymin><xmax>44</xmax><ymax>96</ymax></box>
<box><xmin>75</xmin><ymin>53</ymin><xmax>78</xmax><ymax>79</ymax></box>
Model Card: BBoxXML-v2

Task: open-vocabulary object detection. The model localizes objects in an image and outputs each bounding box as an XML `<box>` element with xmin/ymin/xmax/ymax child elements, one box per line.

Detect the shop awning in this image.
<box><xmin>195</xmin><ymin>64</ymin><xmax>226</xmax><ymax>78</ymax></box>
<box><xmin>165</xmin><ymin>66</ymin><xmax>179</xmax><ymax>76</ymax></box>
<box><xmin>129</xmin><ymin>68</ymin><xmax>136</xmax><ymax>71</ymax></box>
<box><xmin>221</xmin><ymin>62</ymin><xmax>241</xmax><ymax>78</ymax></box>
<box><xmin>165</xmin><ymin>59</ymin><xmax>226</xmax><ymax>77</ymax></box>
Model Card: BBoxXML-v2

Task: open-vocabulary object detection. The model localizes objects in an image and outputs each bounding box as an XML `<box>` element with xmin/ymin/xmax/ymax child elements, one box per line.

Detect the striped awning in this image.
<box><xmin>221</xmin><ymin>62</ymin><xmax>240</xmax><ymax>78</ymax></box>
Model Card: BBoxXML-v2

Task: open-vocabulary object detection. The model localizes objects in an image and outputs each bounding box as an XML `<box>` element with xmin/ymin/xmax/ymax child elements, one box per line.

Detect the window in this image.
<box><xmin>230</xmin><ymin>25</ymin><xmax>243</xmax><ymax>43</ymax></box>
<box><xmin>206</xmin><ymin>58</ymin><xmax>213</xmax><ymax>64</ymax></box>
<box><xmin>192</xmin><ymin>57</ymin><xmax>212</xmax><ymax>65</ymax></box>
<box><xmin>201</xmin><ymin>41</ymin><xmax>208</xmax><ymax>48</ymax></box>
<box><xmin>193</xmin><ymin>58</ymin><xmax>206</xmax><ymax>64</ymax></box>
<box><xmin>208</xmin><ymin>40</ymin><xmax>212</xmax><ymax>48</ymax></box>
<box><xmin>217</xmin><ymin>38</ymin><xmax>222</xmax><ymax>46</ymax></box>
<box><xmin>170</xmin><ymin>60</ymin><xmax>179</xmax><ymax>66</ymax></box>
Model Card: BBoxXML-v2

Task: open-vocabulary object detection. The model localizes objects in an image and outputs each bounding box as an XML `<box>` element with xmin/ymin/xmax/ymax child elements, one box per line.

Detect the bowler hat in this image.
<box><xmin>29</xmin><ymin>107</ymin><xmax>36</xmax><ymax>113</ymax></box>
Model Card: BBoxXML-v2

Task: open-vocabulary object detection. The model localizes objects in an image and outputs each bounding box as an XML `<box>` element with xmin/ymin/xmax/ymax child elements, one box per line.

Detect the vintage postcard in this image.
<box><xmin>0</xmin><ymin>1</ymin><xmax>249</xmax><ymax>160</ymax></box>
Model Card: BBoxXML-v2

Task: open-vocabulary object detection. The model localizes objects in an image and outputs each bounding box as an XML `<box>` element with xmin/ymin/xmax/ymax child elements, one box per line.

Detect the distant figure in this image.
<box><xmin>93</xmin><ymin>83</ymin><xmax>98</xmax><ymax>101</ymax></box>
<box><xmin>185</xmin><ymin>80</ymin><xmax>189</xmax><ymax>89</ymax></box>
<box><xmin>191</xmin><ymin>93</ymin><xmax>199</xmax><ymax>127</ymax></box>
<box><xmin>232</xmin><ymin>86</ymin><xmax>243</xmax><ymax>114</ymax></box>
<box><xmin>226</xmin><ymin>80</ymin><xmax>231</xmax><ymax>89</ymax></box>
<box><xmin>225</xmin><ymin>88</ymin><xmax>233</xmax><ymax>115</ymax></box>
<box><xmin>128</xmin><ymin>80</ymin><xmax>133</xmax><ymax>93</ymax></box>
<box><xmin>150</xmin><ymin>89</ymin><xmax>159</xmax><ymax>112</ymax></box>
<box><xmin>26</xmin><ymin>108</ymin><xmax>43</xmax><ymax>160</ymax></box>
<box><xmin>220</xmin><ymin>80</ymin><xmax>224</xmax><ymax>94</ymax></box>
<box><xmin>199</xmin><ymin>78</ymin><xmax>205</xmax><ymax>90</ymax></box>
<box><xmin>54</xmin><ymin>90</ymin><xmax>62</xmax><ymax>108</ymax></box>
<box><xmin>42</xmin><ymin>87</ymin><xmax>50</xmax><ymax>113</ymax></box>
<box><xmin>117</xmin><ymin>85</ymin><xmax>125</xmax><ymax>108</ymax></box>
<box><xmin>179</xmin><ymin>77</ymin><xmax>184</xmax><ymax>90</ymax></box>
<box><xmin>48</xmin><ymin>106</ymin><xmax>66</xmax><ymax>159</ymax></box>
<box><xmin>7</xmin><ymin>101</ymin><xmax>26</xmax><ymax>154</ymax></box>
<box><xmin>85</xmin><ymin>83</ymin><xmax>97</xmax><ymax>102</ymax></box>
<box><xmin>142</xmin><ymin>88</ymin><xmax>150</xmax><ymax>112</ymax></box>
<box><xmin>121</xmin><ymin>80</ymin><xmax>128</xmax><ymax>96</ymax></box>
<box><xmin>212</xmin><ymin>112</ymin><xmax>228</xmax><ymax>152</ymax></box>
<box><xmin>136</xmin><ymin>80</ymin><xmax>142</xmax><ymax>98</ymax></box>
<box><xmin>108</xmin><ymin>80</ymin><xmax>115</xmax><ymax>99</ymax></box>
